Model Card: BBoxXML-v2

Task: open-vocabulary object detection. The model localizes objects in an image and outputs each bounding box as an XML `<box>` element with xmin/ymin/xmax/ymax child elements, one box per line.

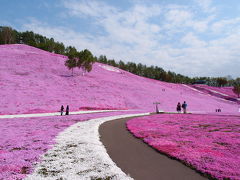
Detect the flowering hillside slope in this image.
<box><xmin>194</xmin><ymin>85</ymin><xmax>237</xmax><ymax>98</ymax></box>
<box><xmin>127</xmin><ymin>114</ymin><xmax>240</xmax><ymax>179</ymax></box>
<box><xmin>190</xmin><ymin>85</ymin><xmax>239</xmax><ymax>104</ymax></box>
<box><xmin>0</xmin><ymin>44</ymin><xmax>239</xmax><ymax>114</ymax></box>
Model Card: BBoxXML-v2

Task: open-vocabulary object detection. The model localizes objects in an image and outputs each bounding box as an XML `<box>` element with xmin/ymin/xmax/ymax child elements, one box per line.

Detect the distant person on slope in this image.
<box><xmin>176</xmin><ymin>102</ymin><xmax>181</xmax><ymax>113</ymax></box>
<box><xmin>66</xmin><ymin>105</ymin><xmax>69</xmax><ymax>115</ymax></box>
<box><xmin>60</xmin><ymin>105</ymin><xmax>64</xmax><ymax>116</ymax></box>
<box><xmin>182</xmin><ymin>101</ymin><xmax>187</xmax><ymax>114</ymax></box>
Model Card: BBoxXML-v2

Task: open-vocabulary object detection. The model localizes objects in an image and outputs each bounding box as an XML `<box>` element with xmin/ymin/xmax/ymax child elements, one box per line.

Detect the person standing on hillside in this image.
<box><xmin>66</xmin><ymin>105</ymin><xmax>69</xmax><ymax>115</ymax></box>
<box><xmin>176</xmin><ymin>102</ymin><xmax>181</xmax><ymax>113</ymax></box>
<box><xmin>60</xmin><ymin>105</ymin><xmax>64</xmax><ymax>116</ymax></box>
<box><xmin>182</xmin><ymin>101</ymin><xmax>187</xmax><ymax>114</ymax></box>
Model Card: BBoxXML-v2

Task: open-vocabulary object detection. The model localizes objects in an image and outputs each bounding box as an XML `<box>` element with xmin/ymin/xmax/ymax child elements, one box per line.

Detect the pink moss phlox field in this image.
<box><xmin>194</xmin><ymin>84</ymin><xmax>238</xmax><ymax>98</ymax></box>
<box><xmin>191</xmin><ymin>85</ymin><xmax>239</xmax><ymax>104</ymax></box>
<box><xmin>127</xmin><ymin>114</ymin><xmax>240</xmax><ymax>179</ymax></box>
<box><xmin>1</xmin><ymin>44</ymin><xmax>240</xmax><ymax>179</ymax></box>
<box><xmin>0</xmin><ymin>111</ymin><xmax>137</xmax><ymax>180</ymax></box>
<box><xmin>0</xmin><ymin>44</ymin><xmax>239</xmax><ymax>115</ymax></box>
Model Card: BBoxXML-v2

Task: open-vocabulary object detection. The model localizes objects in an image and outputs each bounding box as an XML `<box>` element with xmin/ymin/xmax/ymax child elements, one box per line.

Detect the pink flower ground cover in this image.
<box><xmin>1</xmin><ymin>44</ymin><xmax>240</xmax><ymax>179</ymax></box>
<box><xmin>195</xmin><ymin>85</ymin><xmax>237</xmax><ymax>98</ymax></box>
<box><xmin>0</xmin><ymin>44</ymin><xmax>239</xmax><ymax>115</ymax></box>
<box><xmin>127</xmin><ymin>114</ymin><xmax>240</xmax><ymax>179</ymax></box>
<box><xmin>0</xmin><ymin>111</ymin><xmax>137</xmax><ymax>180</ymax></box>
<box><xmin>191</xmin><ymin>85</ymin><xmax>240</xmax><ymax>104</ymax></box>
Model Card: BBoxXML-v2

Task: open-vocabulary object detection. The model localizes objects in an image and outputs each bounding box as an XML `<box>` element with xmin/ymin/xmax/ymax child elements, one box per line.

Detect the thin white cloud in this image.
<box><xmin>181</xmin><ymin>32</ymin><xmax>207</xmax><ymax>47</ymax></box>
<box><xmin>63</xmin><ymin>0</ymin><xmax>161</xmax><ymax>48</ymax></box>
<box><xmin>194</xmin><ymin>0</ymin><xmax>216</xmax><ymax>13</ymax></box>
<box><xmin>41</xmin><ymin>1</ymin><xmax>51</xmax><ymax>9</ymax></box>
<box><xmin>190</xmin><ymin>16</ymin><xmax>214</xmax><ymax>33</ymax></box>
<box><xmin>165</xmin><ymin>9</ymin><xmax>192</xmax><ymax>26</ymax></box>
<box><xmin>21</xmin><ymin>0</ymin><xmax>240</xmax><ymax>78</ymax></box>
<box><xmin>211</xmin><ymin>17</ymin><xmax>240</xmax><ymax>34</ymax></box>
<box><xmin>160</xmin><ymin>6</ymin><xmax>215</xmax><ymax>35</ymax></box>
<box><xmin>63</xmin><ymin>0</ymin><xmax>117</xmax><ymax>18</ymax></box>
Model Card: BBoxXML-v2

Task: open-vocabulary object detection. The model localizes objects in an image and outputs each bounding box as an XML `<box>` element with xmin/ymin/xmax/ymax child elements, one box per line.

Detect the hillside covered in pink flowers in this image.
<box><xmin>0</xmin><ymin>44</ymin><xmax>239</xmax><ymax>115</ymax></box>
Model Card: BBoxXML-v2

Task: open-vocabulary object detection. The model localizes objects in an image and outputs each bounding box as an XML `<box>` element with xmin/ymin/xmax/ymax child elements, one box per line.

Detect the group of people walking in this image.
<box><xmin>176</xmin><ymin>101</ymin><xmax>187</xmax><ymax>113</ymax></box>
<box><xmin>61</xmin><ymin>105</ymin><xmax>69</xmax><ymax>116</ymax></box>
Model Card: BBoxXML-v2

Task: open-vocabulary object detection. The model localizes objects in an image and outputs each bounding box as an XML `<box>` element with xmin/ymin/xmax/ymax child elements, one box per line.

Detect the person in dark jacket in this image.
<box><xmin>176</xmin><ymin>102</ymin><xmax>181</xmax><ymax>113</ymax></box>
<box><xmin>65</xmin><ymin>105</ymin><xmax>69</xmax><ymax>115</ymax></box>
<box><xmin>182</xmin><ymin>101</ymin><xmax>187</xmax><ymax>114</ymax></box>
<box><xmin>60</xmin><ymin>105</ymin><xmax>64</xmax><ymax>116</ymax></box>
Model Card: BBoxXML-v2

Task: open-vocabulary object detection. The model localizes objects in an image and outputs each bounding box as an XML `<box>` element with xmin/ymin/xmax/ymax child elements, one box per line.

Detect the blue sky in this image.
<box><xmin>1</xmin><ymin>0</ymin><xmax>240</xmax><ymax>78</ymax></box>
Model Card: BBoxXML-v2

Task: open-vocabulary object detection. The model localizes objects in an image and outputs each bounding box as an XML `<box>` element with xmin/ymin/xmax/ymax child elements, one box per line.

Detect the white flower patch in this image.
<box><xmin>99</xmin><ymin>64</ymin><xmax>121</xmax><ymax>73</ymax></box>
<box><xmin>207</xmin><ymin>89</ymin><xmax>229</xmax><ymax>97</ymax></box>
<box><xmin>0</xmin><ymin>110</ymin><xmax>129</xmax><ymax>119</ymax></box>
<box><xmin>182</xmin><ymin>84</ymin><xmax>204</xmax><ymax>94</ymax></box>
<box><xmin>26</xmin><ymin>113</ymin><xmax>149</xmax><ymax>180</ymax></box>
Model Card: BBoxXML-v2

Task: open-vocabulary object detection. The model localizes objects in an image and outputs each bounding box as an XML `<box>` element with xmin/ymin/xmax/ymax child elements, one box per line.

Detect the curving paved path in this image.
<box><xmin>99</xmin><ymin>117</ymin><xmax>208</xmax><ymax>180</ymax></box>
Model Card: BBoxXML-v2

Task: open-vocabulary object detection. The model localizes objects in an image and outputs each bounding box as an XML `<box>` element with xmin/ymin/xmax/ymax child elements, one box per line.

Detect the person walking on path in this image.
<box><xmin>60</xmin><ymin>105</ymin><xmax>64</xmax><ymax>116</ymax></box>
<box><xmin>182</xmin><ymin>101</ymin><xmax>187</xmax><ymax>114</ymax></box>
<box><xmin>65</xmin><ymin>105</ymin><xmax>69</xmax><ymax>115</ymax></box>
<box><xmin>176</xmin><ymin>102</ymin><xmax>181</xmax><ymax>113</ymax></box>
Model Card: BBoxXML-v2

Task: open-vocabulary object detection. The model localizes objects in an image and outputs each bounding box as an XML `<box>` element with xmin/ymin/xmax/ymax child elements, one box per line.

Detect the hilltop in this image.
<box><xmin>0</xmin><ymin>44</ymin><xmax>238</xmax><ymax>115</ymax></box>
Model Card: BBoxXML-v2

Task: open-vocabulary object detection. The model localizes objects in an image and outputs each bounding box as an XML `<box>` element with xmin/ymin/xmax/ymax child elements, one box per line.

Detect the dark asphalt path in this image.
<box><xmin>99</xmin><ymin>117</ymin><xmax>208</xmax><ymax>180</ymax></box>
